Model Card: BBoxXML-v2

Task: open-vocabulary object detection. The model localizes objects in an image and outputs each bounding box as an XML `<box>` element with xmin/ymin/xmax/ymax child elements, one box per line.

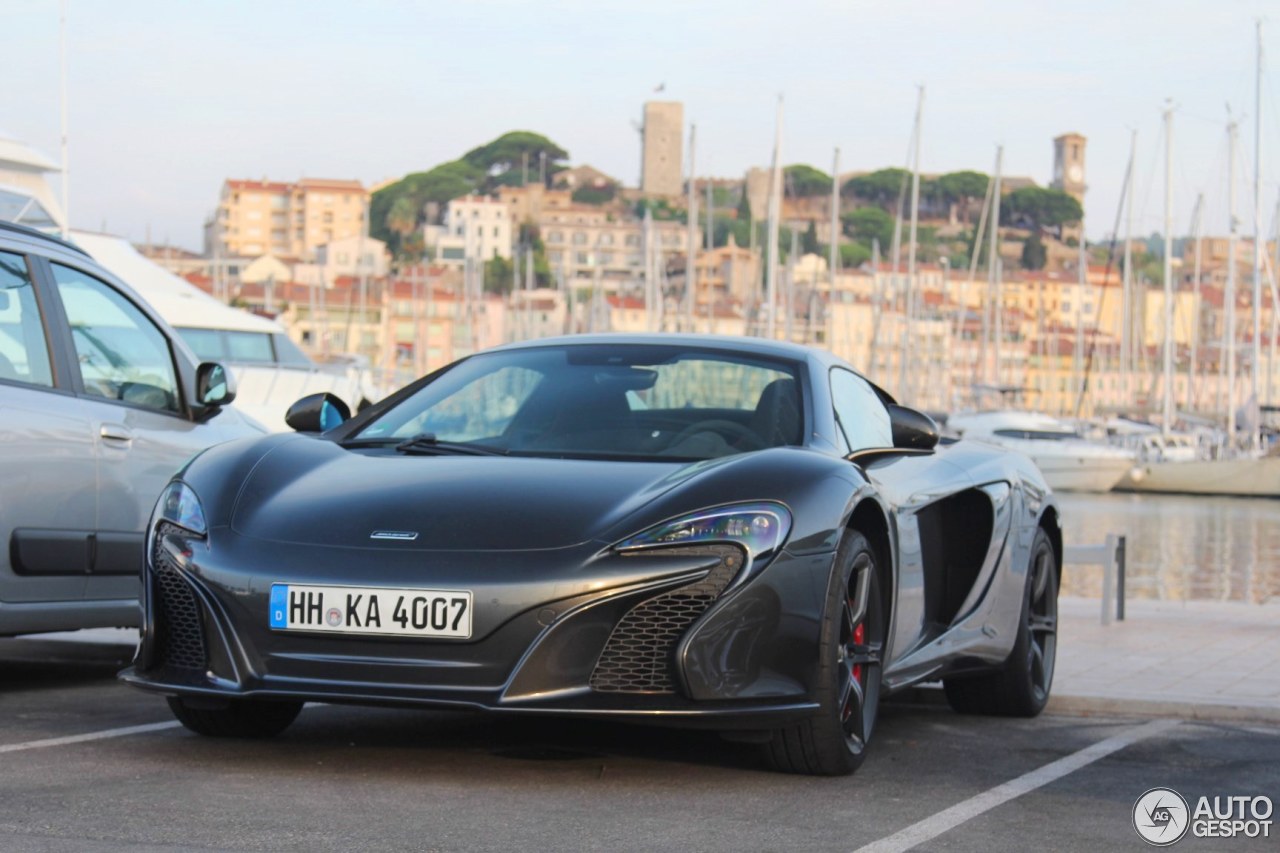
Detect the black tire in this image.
<box><xmin>944</xmin><ymin>527</ymin><xmax>1058</xmax><ymax>717</ymax></box>
<box><xmin>167</xmin><ymin>696</ymin><xmax>303</xmax><ymax>738</ymax></box>
<box><xmin>764</xmin><ymin>530</ymin><xmax>885</xmax><ymax>776</ymax></box>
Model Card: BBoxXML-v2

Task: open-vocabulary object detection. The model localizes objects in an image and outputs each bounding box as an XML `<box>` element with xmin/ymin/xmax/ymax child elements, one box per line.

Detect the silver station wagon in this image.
<box><xmin>0</xmin><ymin>221</ymin><xmax>265</xmax><ymax>636</ymax></box>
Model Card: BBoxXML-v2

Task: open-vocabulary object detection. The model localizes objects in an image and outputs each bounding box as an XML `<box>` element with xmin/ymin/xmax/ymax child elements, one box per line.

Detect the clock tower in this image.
<box><xmin>1051</xmin><ymin>132</ymin><xmax>1086</xmax><ymax>202</ymax></box>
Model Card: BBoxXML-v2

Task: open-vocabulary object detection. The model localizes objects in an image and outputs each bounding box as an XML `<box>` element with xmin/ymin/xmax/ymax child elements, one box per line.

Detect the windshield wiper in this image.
<box><xmin>390</xmin><ymin>433</ymin><xmax>508</xmax><ymax>457</ymax></box>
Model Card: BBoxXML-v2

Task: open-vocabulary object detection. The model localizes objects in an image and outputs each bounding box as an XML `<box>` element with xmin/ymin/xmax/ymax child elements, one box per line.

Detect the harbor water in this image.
<box><xmin>1056</xmin><ymin>491</ymin><xmax>1280</xmax><ymax>604</ymax></box>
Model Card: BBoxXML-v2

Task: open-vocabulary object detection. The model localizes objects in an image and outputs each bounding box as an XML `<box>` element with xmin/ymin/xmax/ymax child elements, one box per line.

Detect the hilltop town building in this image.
<box><xmin>538</xmin><ymin>203</ymin><xmax>693</xmax><ymax>283</ymax></box>
<box><xmin>641</xmin><ymin>101</ymin><xmax>684</xmax><ymax>196</ymax></box>
<box><xmin>424</xmin><ymin>195</ymin><xmax>513</xmax><ymax>269</ymax></box>
<box><xmin>207</xmin><ymin>178</ymin><xmax>368</xmax><ymax>261</ymax></box>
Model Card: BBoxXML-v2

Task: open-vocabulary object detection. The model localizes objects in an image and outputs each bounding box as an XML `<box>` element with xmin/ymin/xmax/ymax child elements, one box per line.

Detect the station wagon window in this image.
<box><xmin>0</xmin><ymin>251</ymin><xmax>54</xmax><ymax>388</ymax></box>
<box><xmin>830</xmin><ymin>369</ymin><xmax>892</xmax><ymax>452</ymax></box>
<box><xmin>51</xmin><ymin>264</ymin><xmax>180</xmax><ymax>413</ymax></box>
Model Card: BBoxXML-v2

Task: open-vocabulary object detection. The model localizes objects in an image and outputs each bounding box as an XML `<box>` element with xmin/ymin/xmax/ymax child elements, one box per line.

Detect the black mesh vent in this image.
<box><xmin>151</xmin><ymin>521</ymin><xmax>208</xmax><ymax>672</ymax></box>
<box><xmin>590</xmin><ymin>545</ymin><xmax>743</xmax><ymax>694</ymax></box>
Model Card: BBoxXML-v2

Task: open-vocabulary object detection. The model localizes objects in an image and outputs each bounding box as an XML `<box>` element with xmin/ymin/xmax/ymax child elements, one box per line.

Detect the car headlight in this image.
<box><xmin>152</xmin><ymin>481</ymin><xmax>207</xmax><ymax>537</ymax></box>
<box><xmin>616</xmin><ymin>502</ymin><xmax>791</xmax><ymax>561</ymax></box>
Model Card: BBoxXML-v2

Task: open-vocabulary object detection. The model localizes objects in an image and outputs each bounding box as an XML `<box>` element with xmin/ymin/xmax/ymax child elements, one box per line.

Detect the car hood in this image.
<box><xmin>229</xmin><ymin>438</ymin><xmax>721</xmax><ymax>551</ymax></box>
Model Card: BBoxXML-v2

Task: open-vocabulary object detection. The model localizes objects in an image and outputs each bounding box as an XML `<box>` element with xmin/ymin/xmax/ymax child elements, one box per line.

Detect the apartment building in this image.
<box><xmin>538</xmin><ymin>204</ymin><xmax>693</xmax><ymax>283</ymax></box>
<box><xmin>424</xmin><ymin>195</ymin><xmax>513</xmax><ymax>269</ymax></box>
<box><xmin>207</xmin><ymin>177</ymin><xmax>368</xmax><ymax>260</ymax></box>
<box><xmin>498</xmin><ymin>184</ymin><xmax>573</xmax><ymax>226</ymax></box>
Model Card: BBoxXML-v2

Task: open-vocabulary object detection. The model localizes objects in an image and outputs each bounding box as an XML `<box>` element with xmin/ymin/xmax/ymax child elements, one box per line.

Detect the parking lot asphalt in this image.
<box><xmin>1</xmin><ymin>636</ymin><xmax>1276</xmax><ymax>852</ymax></box>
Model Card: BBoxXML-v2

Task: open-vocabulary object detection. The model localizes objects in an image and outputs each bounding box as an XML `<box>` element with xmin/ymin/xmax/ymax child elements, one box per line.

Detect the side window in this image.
<box><xmin>0</xmin><ymin>252</ymin><xmax>54</xmax><ymax>387</ymax></box>
<box><xmin>51</xmin><ymin>264</ymin><xmax>180</xmax><ymax>413</ymax></box>
<box><xmin>830</xmin><ymin>369</ymin><xmax>892</xmax><ymax>452</ymax></box>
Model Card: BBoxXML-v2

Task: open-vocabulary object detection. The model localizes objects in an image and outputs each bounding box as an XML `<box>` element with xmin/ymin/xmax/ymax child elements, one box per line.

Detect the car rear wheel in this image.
<box><xmin>763</xmin><ymin>529</ymin><xmax>884</xmax><ymax>776</ymax></box>
<box><xmin>944</xmin><ymin>527</ymin><xmax>1057</xmax><ymax>717</ymax></box>
<box><xmin>166</xmin><ymin>696</ymin><xmax>303</xmax><ymax>738</ymax></box>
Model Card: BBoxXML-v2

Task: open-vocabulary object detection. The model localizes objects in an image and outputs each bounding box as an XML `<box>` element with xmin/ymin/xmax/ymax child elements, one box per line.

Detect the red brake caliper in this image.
<box><xmin>852</xmin><ymin>622</ymin><xmax>865</xmax><ymax>684</ymax></box>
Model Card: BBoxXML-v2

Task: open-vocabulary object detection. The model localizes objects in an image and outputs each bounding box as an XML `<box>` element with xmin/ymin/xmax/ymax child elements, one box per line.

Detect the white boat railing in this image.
<box><xmin>1064</xmin><ymin>534</ymin><xmax>1127</xmax><ymax>625</ymax></box>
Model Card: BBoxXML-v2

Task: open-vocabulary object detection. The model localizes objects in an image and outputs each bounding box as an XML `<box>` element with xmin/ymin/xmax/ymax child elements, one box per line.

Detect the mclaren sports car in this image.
<box><xmin>122</xmin><ymin>334</ymin><xmax>1062</xmax><ymax>776</ymax></box>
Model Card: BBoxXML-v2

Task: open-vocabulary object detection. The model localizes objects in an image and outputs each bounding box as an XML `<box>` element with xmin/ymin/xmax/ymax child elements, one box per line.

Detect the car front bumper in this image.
<box><xmin>121</xmin><ymin>524</ymin><xmax>834</xmax><ymax>729</ymax></box>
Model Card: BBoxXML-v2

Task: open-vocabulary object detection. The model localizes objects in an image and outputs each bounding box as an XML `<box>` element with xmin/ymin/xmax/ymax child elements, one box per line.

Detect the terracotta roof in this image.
<box><xmin>607</xmin><ymin>296</ymin><xmax>646</xmax><ymax>310</ymax></box>
<box><xmin>226</xmin><ymin>179</ymin><xmax>291</xmax><ymax>193</ymax></box>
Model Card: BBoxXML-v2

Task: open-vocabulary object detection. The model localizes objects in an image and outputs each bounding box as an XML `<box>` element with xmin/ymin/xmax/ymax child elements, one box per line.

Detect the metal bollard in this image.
<box><xmin>1115</xmin><ymin>535</ymin><xmax>1126</xmax><ymax>621</ymax></box>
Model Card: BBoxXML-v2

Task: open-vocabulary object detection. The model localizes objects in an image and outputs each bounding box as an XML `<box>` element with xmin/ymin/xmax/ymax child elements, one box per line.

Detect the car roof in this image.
<box><xmin>0</xmin><ymin>220</ymin><xmax>91</xmax><ymax>258</ymax></box>
<box><xmin>486</xmin><ymin>332</ymin><xmax>841</xmax><ymax>366</ymax></box>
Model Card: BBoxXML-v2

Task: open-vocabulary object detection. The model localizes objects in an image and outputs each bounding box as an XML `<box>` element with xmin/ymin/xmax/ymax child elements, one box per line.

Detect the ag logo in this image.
<box><xmin>1133</xmin><ymin>787</ymin><xmax>1190</xmax><ymax>846</ymax></box>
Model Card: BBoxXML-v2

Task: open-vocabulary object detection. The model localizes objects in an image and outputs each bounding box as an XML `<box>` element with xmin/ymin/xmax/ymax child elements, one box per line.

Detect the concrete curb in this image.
<box><xmin>892</xmin><ymin>685</ymin><xmax>1280</xmax><ymax>726</ymax></box>
<box><xmin>1046</xmin><ymin>693</ymin><xmax>1280</xmax><ymax>726</ymax></box>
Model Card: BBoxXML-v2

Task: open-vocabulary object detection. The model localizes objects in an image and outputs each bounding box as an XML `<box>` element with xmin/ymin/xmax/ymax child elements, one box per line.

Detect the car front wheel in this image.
<box><xmin>764</xmin><ymin>529</ymin><xmax>885</xmax><ymax>776</ymax></box>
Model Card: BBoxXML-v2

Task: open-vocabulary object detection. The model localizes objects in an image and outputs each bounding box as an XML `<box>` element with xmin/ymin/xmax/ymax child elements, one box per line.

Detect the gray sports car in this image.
<box><xmin>121</xmin><ymin>334</ymin><xmax>1062</xmax><ymax>776</ymax></box>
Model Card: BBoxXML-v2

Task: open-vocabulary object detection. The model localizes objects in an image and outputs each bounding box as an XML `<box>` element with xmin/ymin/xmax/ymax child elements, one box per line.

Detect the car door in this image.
<box><xmin>46</xmin><ymin>261</ymin><xmax>228</xmax><ymax>602</ymax></box>
<box><xmin>0</xmin><ymin>249</ymin><xmax>99</xmax><ymax>607</ymax></box>
<box><xmin>829</xmin><ymin>368</ymin><xmax>975</xmax><ymax>674</ymax></box>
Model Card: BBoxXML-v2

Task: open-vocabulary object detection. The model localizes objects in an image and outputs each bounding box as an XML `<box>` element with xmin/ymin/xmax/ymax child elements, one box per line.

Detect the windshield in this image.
<box><xmin>354</xmin><ymin>344</ymin><xmax>803</xmax><ymax>460</ymax></box>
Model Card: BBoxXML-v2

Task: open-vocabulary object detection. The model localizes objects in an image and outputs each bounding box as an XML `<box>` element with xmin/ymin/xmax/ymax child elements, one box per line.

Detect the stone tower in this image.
<box><xmin>1051</xmin><ymin>133</ymin><xmax>1086</xmax><ymax>202</ymax></box>
<box><xmin>641</xmin><ymin>101</ymin><xmax>684</xmax><ymax>197</ymax></box>
<box><xmin>1052</xmin><ymin>133</ymin><xmax>1086</xmax><ymax>243</ymax></box>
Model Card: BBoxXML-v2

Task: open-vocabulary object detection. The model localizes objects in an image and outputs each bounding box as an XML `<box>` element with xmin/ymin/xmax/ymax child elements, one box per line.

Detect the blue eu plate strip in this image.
<box><xmin>269</xmin><ymin>584</ymin><xmax>288</xmax><ymax>628</ymax></box>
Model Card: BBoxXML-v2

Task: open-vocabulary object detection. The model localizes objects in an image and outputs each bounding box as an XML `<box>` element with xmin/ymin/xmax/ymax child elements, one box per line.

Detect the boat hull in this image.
<box><xmin>1030</xmin><ymin>454</ymin><xmax>1136</xmax><ymax>493</ymax></box>
<box><xmin>1115</xmin><ymin>456</ymin><xmax>1280</xmax><ymax>497</ymax></box>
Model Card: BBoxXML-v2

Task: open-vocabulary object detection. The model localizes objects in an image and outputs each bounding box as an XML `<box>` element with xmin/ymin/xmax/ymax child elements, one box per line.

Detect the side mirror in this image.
<box><xmin>285</xmin><ymin>392</ymin><xmax>351</xmax><ymax>433</ymax></box>
<box><xmin>195</xmin><ymin>362</ymin><xmax>236</xmax><ymax>408</ymax></box>
<box><xmin>888</xmin><ymin>404</ymin><xmax>939</xmax><ymax>450</ymax></box>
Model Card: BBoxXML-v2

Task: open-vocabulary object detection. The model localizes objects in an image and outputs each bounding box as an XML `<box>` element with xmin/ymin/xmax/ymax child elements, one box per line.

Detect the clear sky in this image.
<box><xmin>4</xmin><ymin>0</ymin><xmax>1279</xmax><ymax>251</ymax></box>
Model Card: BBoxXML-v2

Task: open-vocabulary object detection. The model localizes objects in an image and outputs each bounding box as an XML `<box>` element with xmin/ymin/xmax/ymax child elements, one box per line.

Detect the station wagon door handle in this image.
<box><xmin>99</xmin><ymin>424</ymin><xmax>134</xmax><ymax>444</ymax></box>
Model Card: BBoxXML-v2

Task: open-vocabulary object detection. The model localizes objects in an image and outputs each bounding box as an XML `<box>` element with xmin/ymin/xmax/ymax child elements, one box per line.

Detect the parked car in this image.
<box><xmin>122</xmin><ymin>334</ymin><xmax>1062</xmax><ymax>776</ymax></box>
<box><xmin>0</xmin><ymin>221</ymin><xmax>266</xmax><ymax>636</ymax></box>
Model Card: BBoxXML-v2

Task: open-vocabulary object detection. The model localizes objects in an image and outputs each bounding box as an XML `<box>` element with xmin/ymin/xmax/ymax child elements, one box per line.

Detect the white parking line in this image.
<box><xmin>0</xmin><ymin>721</ymin><xmax>181</xmax><ymax>755</ymax></box>
<box><xmin>852</xmin><ymin>718</ymin><xmax>1180</xmax><ymax>853</ymax></box>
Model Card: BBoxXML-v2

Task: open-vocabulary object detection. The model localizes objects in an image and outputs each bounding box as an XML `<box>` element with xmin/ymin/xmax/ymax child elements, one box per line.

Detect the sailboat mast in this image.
<box><xmin>1161</xmin><ymin>104</ymin><xmax>1175</xmax><ymax>439</ymax></box>
<box><xmin>986</xmin><ymin>146</ymin><xmax>1004</xmax><ymax>388</ymax></box>
<box><xmin>829</xmin><ymin>147</ymin><xmax>841</xmax><ymax>345</ymax></box>
<box><xmin>785</xmin><ymin>228</ymin><xmax>798</xmax><ymax>341</ymax></box>
<box><xmin>1074</xmin><ymin>233</ymin><xmax>1086</xmax><ymax>410</ymax></box>
<box><xmin>1271</xmin><ymin>190</ymin><xmax>1280</xmax><ymax>402</ymax></box>
<box><xmin>643</xmin><ymin>208</ymin><xmax>656</xmax><ymax>332</ymax></box>
<box><xmin>963</xmin><ymin>164</ymin><xmax>993</xmax><ymax>388</ymax></box>
<box><xmin>1251</xmin><ymin>19</ymin><xmax>1264</xmax><ymax>450</ymax></box>
<box><xmin>765</xmin><ymin>96</ymin><xmax>784</xmax><ymax>339</ymax></box>
<box><xmin>705</xmin><ymin>170</ymin><xmax>713</xmax><ymax>329</ymax></box>
<box><xmin>1227</xmin><ymin>119</ymin><xmax>1240</xmax><ymax>442</ymax></box>
<box><xmin>59</xmin><ymin>0</ymin><xmax>70</xmax><ymax>239</ymax></box>
<box><xmin>1188</xmin><ymin>193</ymin><xmax>1205</xmax><ymax>409</ymax></box>
<box><xmin>900</xmin><ymin>86</ymin><xmax>924</xmax><ymax>403</ymax></box>
<box><xmin>1121</xmin><ymin>130</ymin><xmax>1136</xmax><ymax>407</ymax></box>
<box><xmin>685</xmin><ymin>124</ymin><xmax>698</xmax><ymax>332</ymax></box>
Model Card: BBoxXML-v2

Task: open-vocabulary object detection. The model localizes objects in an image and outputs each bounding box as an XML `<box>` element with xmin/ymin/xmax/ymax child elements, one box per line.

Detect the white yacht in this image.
<box><xmin>947</xmin><ymin>411</ymin><xmax>1138</xmax><ymax>493</ymax></box>
<box><xmin>0</xmin><ymin>133</ymin><xmax>384</xmax><ymax>430</ymax></box>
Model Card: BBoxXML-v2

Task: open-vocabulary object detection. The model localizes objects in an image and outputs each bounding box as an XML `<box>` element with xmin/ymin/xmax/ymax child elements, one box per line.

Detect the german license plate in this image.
<box><xmin>269</xmin><ymin>584</ymin><xmax>472</xmax><ymax>638</ymax></box>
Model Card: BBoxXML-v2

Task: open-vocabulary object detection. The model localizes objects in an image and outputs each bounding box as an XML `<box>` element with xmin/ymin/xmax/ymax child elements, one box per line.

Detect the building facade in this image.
<box><xmin>207</xmin><ymin>178</ymin><xmax>368</xmax><ymax>261</ymax></box>
<box><xmin>425</xmin><ymin>195</ymin><xmax>514</xmax><ymax>268</ymax></box>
